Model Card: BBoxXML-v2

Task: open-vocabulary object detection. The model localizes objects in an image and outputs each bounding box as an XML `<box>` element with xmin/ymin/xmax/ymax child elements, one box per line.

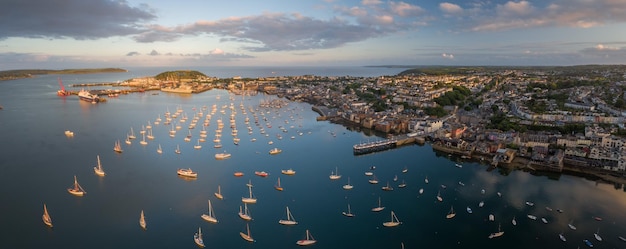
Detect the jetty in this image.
<box><xmin>353</xmin><ymin>133</ymin><xmax>424</xmax><ymax>155</ymax></box>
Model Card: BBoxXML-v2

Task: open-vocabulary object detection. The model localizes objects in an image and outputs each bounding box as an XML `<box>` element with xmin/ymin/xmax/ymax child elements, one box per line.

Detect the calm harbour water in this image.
<box><xmin>1</xmin><ymin>67</ymin><xmax>626</xmax><ymax>249</ymax></box>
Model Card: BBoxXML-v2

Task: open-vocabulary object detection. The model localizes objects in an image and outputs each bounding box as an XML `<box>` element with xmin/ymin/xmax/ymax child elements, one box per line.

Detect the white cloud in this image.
<box><xmin>361</xmin><ymin>0</ymin><xmax>382</xmax><ymax>6</ymax></box>
<box><xmin>209</xmin><ymin>48</ymin><xmax>225</xmax><ymax>55</ymax></box>
<box><xmin>439</xmin><ymin>2</ymin><xmax>463</xmax><ymax>14</ymax></box>
<box><xmin>442</xmin><ymin>53</ymin><xmax>455</xmax><ymax>59</ymax></box>
<box><xmin>389</xmin><ymin>1</ymin><xmax>424</xmax><ymax>17</ymax></box>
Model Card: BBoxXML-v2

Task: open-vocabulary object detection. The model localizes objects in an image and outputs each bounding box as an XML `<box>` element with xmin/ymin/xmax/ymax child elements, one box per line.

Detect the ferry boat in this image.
<box><xmin>78</xmin><ymin>89</ymin><xmax>100</xmax><ymax>103</ymax></box>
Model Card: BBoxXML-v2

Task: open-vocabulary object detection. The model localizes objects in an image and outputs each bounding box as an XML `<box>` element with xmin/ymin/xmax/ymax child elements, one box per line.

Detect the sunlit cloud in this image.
<box><xmin>439</xmin><ymin>2</ymin><xmax>463</xmax><ymax>14</ymax></box>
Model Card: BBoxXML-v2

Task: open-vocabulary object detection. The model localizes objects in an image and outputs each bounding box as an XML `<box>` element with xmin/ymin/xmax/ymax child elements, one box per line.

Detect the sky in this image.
<box><xmin>1</xmin><ymin>0</ymin><xmax>626</xmax><ymax>69</ymax></box>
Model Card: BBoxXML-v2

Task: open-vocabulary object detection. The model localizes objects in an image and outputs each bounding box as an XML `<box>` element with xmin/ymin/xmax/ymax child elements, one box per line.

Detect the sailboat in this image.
<box><xmin>238</xmin><ymin>203</ymin><xmax>252</xmax><ymax>220</ymax></box>
<box><xmin>568</xmin><ymin>220</ymin><xmax>577</xmax><ymax>230</ymax></box>
<box><xmin>446</xmin><ymin>206</ymin><xmax>456</xmax><ymax>219</ymax></box>
<box><xmin>113</xmin><ymin>140</ymin><xmax>123</xmax><ymax>153</ymax></box>
<box><xmin>67</xmin><ymin>175</ymin><xmax>86</xmax><ymax>196</ymax></box>
<box><xmin>559</xmin><ymin>233</ymin><xmax>567</xmax><ymax>242</ymax></box>
<box><xmin>488</xmin><ymin>223</ymin><xmax>504</xmax><ymax>238</ymax></box>
<box><xmin>296</xmin><ymin>229</ymin><xmax>317</xmax><ymax>246</ymax></box>
<box><xmin>343</xmin><ymin>177</ymin><xmax>354</xmax><ymax>190</ymax></box>
<box><xmin>274</xmin><ymin>177</ymin><xmax>283</xmax><ymax>191</ymax></box>
<box><xmin>214</xmin><ymin>185</ymin><xmax>223</xmax><ymax>199</ymax></box>
<box><xmin>201</xmin><ymin>200</ymin><xmax>218</xmax><ymax>223</ymax></box>
<box><xmin>398</xmin><ymin>179</ymin><xmax>407</xmax><ymax>188</ymax></box>
<box><xmin>156</xmin><ymin>144</ymin><xmax>162</xmax><ymax>154</ymax></box>
<box><xmin>140</xmin><ymin>133</ymin><xmax>148</xmax><ymax>145</ymax></box>
<box><xmin>93</xmin><ymin>155</ymin><xmax>105</xmax><ymax>176</ymax></box>
<box><xmin>194</xmin><ymin>139</ymin><xmax>202</xmax><ymax>150</ymax></box>
<box><xmin>279</xmin><ymin>206</ymin><xmax>298</xmax><ymax>225</ymax></box>
<box><xmin>382</xmin><ymin>181</ymin><xmax>394</xmax><ymax>191</ymax></box>
<box><xmin>342</xmin><ymin>204</ymin><xmax>355</xmax><ymax>217</ymax></box>
<box><xmin>146</xmin><ymin>128</ymin><xmax>154</xmax><ymax>140</ymax></box>
<box><xmin>125</xmin><ymin>135</ymin><xmax>131</xmax><ymax>145</ymax></box>
<box><xmin>383</xmin><ymin>211</ymin><xmax>401</xmax><ymax>227</ymax></box>
<box><xmin>594</xmin><ymin>228</ymin><xmax>603</xmax><ymax>241</ymax></box>
<box><xmin>240</xmin><ymin>223</ymin><xmax>254</xmax><ymax>242</ymax></box>
<box><xmin>194</xmin><ymin>227</ymin><xmax>205</xmax><ymax>247</ymax></box>
<box><xmin>371</xmin><ymin>197</ymin><xmax>385</xmax><ymax>212</ymax></box>
<box><xmin>512</xmin><ymin>216</ymin><xmax>517</xmax><ymax>226</ymax></box>
<box><xmin>329</xmin><ymin>167</ymin><xmax>341</xmax><ymax>180</ymax></box>
<box><xmin>241</xmin><ymin>184</ymin><xmax>257</xmax><ymax>204</ymax></box>
<box><xmin>139</xmin><ymin>210</ymin><xmax>146</xmax><ymax>230</ymax></box>
<box><xmin>425</xmin><ymin>176</ymin><xmax>429</xmax><ymax>184</ymax></box>
<box><xmin>128</xmin><ymin>127</ymin><xmax>136</xmax><ymax>139</ymax></box>
<box><xmin>436</xmin><ymin>191</ymin><xmax>443</xmax><ymax>202</ymax></box>
<box><xmin>175</xmin><ymin>144</ymin><xmax>181</xmax><ymax>154</ymax></box>
<box><xmin>42</xmin><ymin>204</ymin><xmax>53</xmax><ymax>227</ymax></box>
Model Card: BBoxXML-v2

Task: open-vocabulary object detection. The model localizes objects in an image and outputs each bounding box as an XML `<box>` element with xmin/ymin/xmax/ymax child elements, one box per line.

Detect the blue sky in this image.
<box><xmin>1</xmin><ymin>0</ymin><xmax>626</xmax><ymax>69</ymax></box>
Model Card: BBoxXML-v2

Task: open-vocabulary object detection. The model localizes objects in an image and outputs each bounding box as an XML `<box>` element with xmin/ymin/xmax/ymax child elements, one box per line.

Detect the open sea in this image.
<box><xmin>1</xmin><ymin>66</ymin><xmax>625</xmax><ymax>249</ymax></box>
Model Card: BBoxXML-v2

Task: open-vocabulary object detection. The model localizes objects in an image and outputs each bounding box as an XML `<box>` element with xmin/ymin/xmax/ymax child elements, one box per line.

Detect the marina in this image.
<box><xmin>2</xmin><ymin>71</ymin><xmax>626</xmax><ymax>249</ymax></box>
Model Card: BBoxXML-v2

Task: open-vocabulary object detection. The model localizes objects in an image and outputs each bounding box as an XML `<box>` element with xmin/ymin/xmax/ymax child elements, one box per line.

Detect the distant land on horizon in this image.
<box><xmin>0</xmin><ymin>68</ymin><xmax>127</xmax><ymax>81</ymax></box>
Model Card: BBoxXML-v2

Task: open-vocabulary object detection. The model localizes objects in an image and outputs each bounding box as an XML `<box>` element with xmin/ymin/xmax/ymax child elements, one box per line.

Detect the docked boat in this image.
<box><xmin>175</xmin><ymin>144</ymin><xmax>181</xmax><ymax>154</ymax></box>
<box><xmin>364</xmin><ymin>171</ymin><xmax>373</xmax><ymax>176</ymax></box>
<box><xmin>419</xmin><ymin>188</ymin><xmax>424</xmax><ymax>195</ymax></box>
<box><xmin>177</xmin><ymin>168</ymin><xmax>197</xmax><ymax>178</ymax></box>
<box><xmin>281</xmin><ymin>169</ymin><xmax>296</xmax><ymax>175</ymax></box>
<box><xmin>274</xmin><ymin>177</ymin><xmax>283</xmax><ymax>191</ymax></box>
<box><xmin>512</xmin><ymin>216</ymin><xmax>517</xmax><ymax>226</ymax></box>
<box><xmin>525</xmin><ymin>201</ymin><xmax>535</xmax><ymax>207</ymax></box>
<box><xmin>214</xmin><ymin>185</ymin><xmax>223</xmax><ymax>199</ymax></box>
<box><xmin>488</xmin><ymin>223</ymin><xmax>504</xmax><ymax>239</ymax></box>
<box><xmin>382</xmin><ymin>182</ymin><xmax>394</xmax><ymax>191</ymax></box>
<box><xmin>342</xmin><ymin>204</ymin><xmax>355</xmax><ymax>217</ymax></box>
<box><xmin>78</xmin><ymin>89</ymin><xmax>100</xmax><ymax>103</ymax></box>
<box><xmin>466</xmin><ymin>206</ymin><xmax>473</xmax><ymax>214</ymax></box>
<box><xmin>383</xmin><ymin>211</ymin><xmax>401</xmax><ymax>227</ymax></box>
<box><xmin>279</xmin><ymin>206</ymin><xmax>298</xmax><ymax>225</ymax></box>
<box><xmin>201</xmin><ymin>200</ymin><xmax>218</xmax><ymax>223</ymax></box>
<box><xmin>241</xmin><ymin>184</ymin><xmax>257</xmax><ymax>203</ymax></box>
<box><xmin>455</xmin><ymin>163</ymin><xmax>462</xmax><ymax>168</ymax></box>
<box><xmin>372</xmin><ymin>197</ymin><xmax>385</xmax><ymax>212</ymax></box>
<box><xmin>67</xmin><ymin>175</ymin><xmax>86</xmax><ymax>196</ymax></box>
<box><xmin>156</xmin><ymin>144</ymin><xmax>162</xmax><ymax>154</ymax></box>
<box><xmin>296</xmin><ymin>229</ymin><xmax>316</xmax><ymax>246</ymax></box>
<box><xmin>113</xmin><ymin>140</ymin><xmax>123</xmax><ymax>153</ymax></box>
<box><xmin>194</xmin><ymin>227</ymin><xmax>205</xmax><ymax>247</ymax></box>
<box><xmin>559</xmin><ymin>233</ymin><xmax>566</xmax><ymax>242</ymax></box>
<box><xmin>254</xmin><ymin>171</ymin><xmax>269</xmax><ymax>177</ymax></box>
<box><xmin>329</xmin><ymin>167</ymin><xmax>341</xmax><ymax>180</ymax></box>
<box><xmin>240</xmin><ymin>224</ymin><xmax>254</xmax><ymax>242</ymax></box>
<box><xmin>446</xmin><ymin>206</ymin><xmax>456</xmax><ymax>219</ymax></box>
<box><xmin>489</xmin><ymin>214</ymin><xmax>495</xmax><ymax>221</ymax></box>
<box><xmin>269</xmin><ymin>148</ymin><xmax>282</xmax><ymax>155</ymax></box>
<box><xmin>234</xmin><ymin>172</ymin><xmax>244</xmax><ymax>177</ymax></box>
<box><xmin>436</xmin><ymin>191</ymin><xmax>443</xmax><ymax>202</ymax></box>
<box><xmin>93</xmin><ymin>155</ymin><xmax>105</xmax><ymax>176</ymax></box>
<box><xmin>527</xmin><ymin>214</ymin><xmax>537</xmax><ymax>220</ymax></box>
<box><xmin>194</xmin><ymin>140</ymin><xmax>202</xmax><ymax>150</ymax></box>
<box><xmin>618</xmin><ymin>236</ymin><xmax>626</xmax><ymax>242</ymax></box>
<box><xmin>541</xmin><ymin>217</ymin><xmax>548</xmax><ymax>224</ymax></box>
<box><xmin>425</xmin><ymin>176</ymin><xmax>429</xmax><ymax>184</ymax></box>
<box><xmin>139</xmin><ymin>210</ymin><xmax>146</xmax><ymax>230</ymax></box>
<box><xmin>479</xmin><ymin>201</ymin><xmax>484</xmax><ymax>208</ymax></box>
<box><xmin>42</xmin><ymin>204</ymin><xmax>53</xmax><ymax>227</ymax></box>
<box><xmin>401</xmin><ymin>166</ymin><xmax>408</xmax><ymax>173</ymax></box>
<box><xmin>215</xmin><ymin>152</ymin><xmax>231</xmax><ymax>160</ymax></box>
<box><xmin>343</xmin><ymin>177</ymin><xmax>354</xmax><ymax>190</ymax></box>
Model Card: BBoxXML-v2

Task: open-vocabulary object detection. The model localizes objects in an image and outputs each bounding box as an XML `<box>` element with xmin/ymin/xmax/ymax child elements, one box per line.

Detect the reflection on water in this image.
<box><xmin>0</xmin><ymin>72</ymin><xmax>625</xmax><ymax>249</ymax></box>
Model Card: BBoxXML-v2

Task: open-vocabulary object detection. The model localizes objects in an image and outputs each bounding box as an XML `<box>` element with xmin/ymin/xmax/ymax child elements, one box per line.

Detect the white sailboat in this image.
<box><xmin>296</xmin><ymin>229</ymin><xmax>317</xmax><ymax>246</ymax></box>
<box><xmin>214</xmin><ymin>185</ymin><xmax>223</xmax><ymax>200</ymax></box>
<box><xmin>436</xmin><ymin>191</ymin><xmax>443</xmax><ymax>202</ymax></box>
<box><xmin>342</xmin><ymin>204</ymin><xmax>355</xmax><ymax>217</ymax></box>
<box><xmin>194</xmin><ymin>139</ymin><xmax>202</xmax><ymax>150</ymax></box>
<box><xmin>488</xmin><ymin>223</ymin><xmax>504</xmax><ymax>239</ymax></box>
<box><xmin>113</xmin><ymin>140</ymin><xmax>123</xmax><ymax>153</ymax></box>
<box><xmin>594</xmin><ymin>228</ymin><xmax>603</xmax><ymax>241</ymax></box>
<box><xmin>93</xmin><ymin>155</ymin><xmax>105</xmax><ymax>176</ymax></box>
<box><xmin>512</xmin><ymin>216</ymin><xmax>517</xmax><ymax>226</ymax></box>
<box><xmin>383</xmin><ymin>211</ymin><xmax>401</xmax><ymax>227</ymax></box>
<box><xmin>241</xmin><ymin>184</ymin><xmax>257</xmax><ymax>204</ymax></box>
<box><xmin>371</xmin><ymin>197</ymin><xmax>385</xmax><ymax>212</ymax></box>
<box><xmin>67</xmin><ymin>175</ymin><xmax>86</xmax><ymax>196</ymax></box>
<box><xmin>139</xmin><ymin>210</ymin><xmax>146</xmax><ymax>230</ymax></box>
<box><xmin>568</xmin><ymin>220</ymin><xmax>577</xmax><ymax>230</ymax></box>
<box><xmin>329</xmin><ymin>167</ymin><xmax>341</xmax><ymax>180</ymax></box>
<box><xmin>194</xmin><ymin>227</ymin><xmax>205</xmax><ymax>247</ymax></box>
<box><xmin>274</xmin><ymin>177</ymin><xmax>283</xmax><ymax>191</ymax></box>
<box><xmin>240</xmin><ymin>223</ymin><xmax>254</xmax><ymax>242</ymax></box>
<box><xmin>128</xmin><ymin>127</ymin><xmax>136</xmax><ymax>139</ymax></box>
<box><xmin>140</xmin><ymin>133</ymin><xmax>148</xmax><ymax>145</ymax></box>
<box><xmin>201</xmin><ymin>200</ymin><xmax>218</xmax><ymax>223</ymax></box>
<box><xmin>238</xmin><ymin>203</ymin><xmax>252</xmax><ymax>220</ymax></box>
<box><xmin>156</xmin><ymin>144</ymin><xmax>162</xmax><ymax>154</ymax></box>
<box><xmin>446</xmin><ymin>206</ymin><xmax>456</xmax><ymax>219</ymax></box>
<box><xmin>343</xmin><ymin>177</ymin><xmax>354</xmax><ymax>190</ymax></box>
<box><xmin>279</xmin><ymin>206</ymin><xmax>298</xmax><ymax>225</ymax></box>
<box><xmin>42</xmin><ymin>204</ymin><xmax>53</xmax><ymax>227</ymax></box>
<box><xmin>175</xmin><ymin>144</ymin><xmax>181</xmax><ymax>154</ymax></box>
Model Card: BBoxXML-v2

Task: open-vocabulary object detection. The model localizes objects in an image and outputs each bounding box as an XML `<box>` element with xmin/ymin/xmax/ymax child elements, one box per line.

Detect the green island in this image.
<box><xmin>0</xmin><ymin>68</ymin><xmax>127</xmax><ymax>81</ymax></box>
